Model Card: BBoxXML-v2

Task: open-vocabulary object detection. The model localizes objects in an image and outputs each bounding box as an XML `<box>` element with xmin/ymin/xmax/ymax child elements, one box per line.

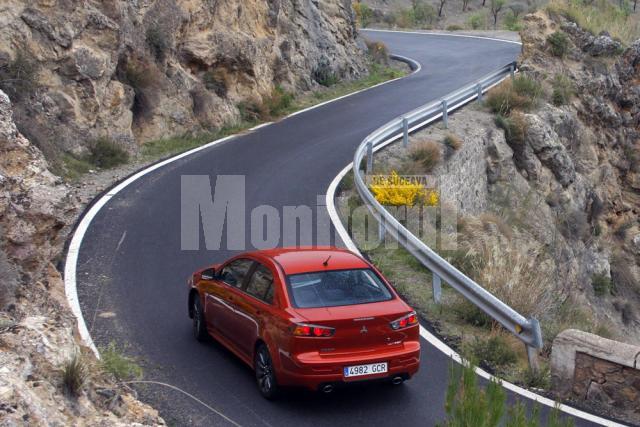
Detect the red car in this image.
<box><xmin>187</xmin><ymin>247</ymin><xmax>420</xmax><ymax>398</ymax></box>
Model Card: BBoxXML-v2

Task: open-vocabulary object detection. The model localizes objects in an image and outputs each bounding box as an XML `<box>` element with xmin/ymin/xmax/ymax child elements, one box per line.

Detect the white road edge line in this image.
<box><xmin>362</xmin><ymin>28</ymin><xmax>523</xmax><ymax>45</ymax></box>
<box><xmin>63</xmin><ymin>50</ymin><xmax>420</xmax><ymax>359</ymax></box>
<box><xmin>324</xmin><ymin>76</ymin><xmax>626</xmax><ymax>427</ymax></box>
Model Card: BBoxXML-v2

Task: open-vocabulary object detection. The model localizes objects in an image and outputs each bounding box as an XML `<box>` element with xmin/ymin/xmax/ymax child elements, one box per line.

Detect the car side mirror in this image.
<box><xmin>201</xmin><ymin>268</ymin><xmax>216</xmax><ymax>281</ymax></box>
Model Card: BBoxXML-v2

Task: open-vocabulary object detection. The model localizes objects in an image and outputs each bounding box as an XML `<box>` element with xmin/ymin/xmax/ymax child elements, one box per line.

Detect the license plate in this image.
<box><xmin>343</xmin><ymin>362</ymin><xmax>388</xmax><ymax>378</ymax></box>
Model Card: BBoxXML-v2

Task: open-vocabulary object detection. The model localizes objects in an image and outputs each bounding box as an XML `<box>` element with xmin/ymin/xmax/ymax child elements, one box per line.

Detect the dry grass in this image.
<box><xmin>443</xmin><ymin>133</ymin><xmax>463</xmax><ymax>151</ymax></box>
<box><xmin>458</xmin><ymin>218</ymin><xmax>557</xmax><ymax>319</ymax></box>
<box><xmin>547</xmin><ymin>0</ymin><xmax>640</xmax><ymax>46</ymax></box>
<box><xmin>62</xmin><ymin>353</ymin><xmax>88</xmax><ymax>397</ymax></box>
<box><xmin>409</xmin><ymin>139</ymin><xmax>442</xmax><ymax>172</ymax></box>
<box><xmin>486</xmin><ymin>76</ymin><xmax>543</xmax><ymax>115</ymax></box>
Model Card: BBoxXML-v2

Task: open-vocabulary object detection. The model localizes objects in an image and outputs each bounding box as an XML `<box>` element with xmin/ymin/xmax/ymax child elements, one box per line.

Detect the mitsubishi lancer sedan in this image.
<box><xmin>187</xmin><ymin>247</ymin><xmax>420</xmax><ymax>399</ymax></box>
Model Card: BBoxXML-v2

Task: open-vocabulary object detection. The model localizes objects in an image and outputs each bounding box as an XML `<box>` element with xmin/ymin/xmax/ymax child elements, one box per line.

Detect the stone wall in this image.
<box><xmin>551</xmin><ymin>329</ymin><xmax>640</xmax><ymax>424</ymax></box>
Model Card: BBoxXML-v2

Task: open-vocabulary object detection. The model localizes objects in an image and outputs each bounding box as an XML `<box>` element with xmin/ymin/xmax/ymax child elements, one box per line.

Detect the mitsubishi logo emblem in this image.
<box><xmin>360</xmin><ymin>325</ymin><xmax>368</xmax><ymax>334</ymax></box>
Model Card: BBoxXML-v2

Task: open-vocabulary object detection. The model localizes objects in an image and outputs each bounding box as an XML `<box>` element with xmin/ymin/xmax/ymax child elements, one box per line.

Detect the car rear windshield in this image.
<box><xmin>286</xmin><ymin>268</ymin><xmax>393</xmax><ymax>308</ymax></box>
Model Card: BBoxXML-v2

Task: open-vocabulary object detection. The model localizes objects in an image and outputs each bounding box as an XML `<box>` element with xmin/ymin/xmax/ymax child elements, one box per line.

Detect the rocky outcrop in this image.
<box><xmin>0</xmin><ymin>89</ymin><xmax>164</xmax><ymax>425</ymax></box>
<box><xmin>0</xmin><ymin>0</ymin><xmax>366</xmax><ymax>156</ymax></box>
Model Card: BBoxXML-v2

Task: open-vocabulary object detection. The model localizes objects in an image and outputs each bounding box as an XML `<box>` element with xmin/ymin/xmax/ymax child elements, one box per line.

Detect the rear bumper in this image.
<box><xmin>276</xmin><ymin>341</ymin><xmax>420</xmax><ymax>390</ymax></box>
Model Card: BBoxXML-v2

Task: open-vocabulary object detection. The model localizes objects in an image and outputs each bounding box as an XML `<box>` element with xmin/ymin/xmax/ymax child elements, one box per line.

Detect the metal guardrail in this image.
<box><xmin>352</xmin><ymin>61</ymin><xmax>544</xmax><ymax>364</ymax></box>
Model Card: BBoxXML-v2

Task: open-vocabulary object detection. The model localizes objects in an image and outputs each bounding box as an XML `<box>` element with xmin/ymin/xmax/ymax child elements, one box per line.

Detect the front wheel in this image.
<box><xmin>191</xmin><ymin>297</ymin><xmax>208</xmax><ymax>342</ymax></box>
<box><xmin>254</xmin><ymin>344</ymin><xmax>279</xmax><ymax>399</ymax></box>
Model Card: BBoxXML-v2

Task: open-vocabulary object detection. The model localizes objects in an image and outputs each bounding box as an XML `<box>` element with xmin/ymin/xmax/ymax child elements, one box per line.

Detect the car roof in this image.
<box><xmin>249</xmin><ymin>247</ymin><xmax>370</xmax><ymax>276</ymax></box>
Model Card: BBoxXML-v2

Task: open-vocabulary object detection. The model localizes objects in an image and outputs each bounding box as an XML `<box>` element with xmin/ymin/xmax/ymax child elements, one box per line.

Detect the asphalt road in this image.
<box><xmin>74</xmin><ymin>30</ymin><xmax>600</xmax><ymax>426</ymax></box>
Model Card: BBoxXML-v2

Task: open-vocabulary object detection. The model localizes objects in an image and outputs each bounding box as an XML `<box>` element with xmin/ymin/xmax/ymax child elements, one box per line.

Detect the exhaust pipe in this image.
<box><xmin>392</xmin><ymin>376</ymin><xmax>404</xmax><ymax>385</ymax></box>
<box><xmin>321</xmin><ymin>384</ymin><xmax>334</xmax><ymax>394</ymax></box>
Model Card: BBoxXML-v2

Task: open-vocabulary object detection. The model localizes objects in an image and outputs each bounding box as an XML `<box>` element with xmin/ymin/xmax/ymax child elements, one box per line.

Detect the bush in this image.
<box><xmin>547</xmin><ymin>31</ymin><xmax>570</xmax><ymax>57</ymax></box>
<box><xmin>443</xmin><ymin>134</ymin><xmax>462</xmax><ymax>151</ymax></box>
<box><xmin>523</xmin><ymin>365</ymin><xmax>551</xmax><ymax>389</ymax></box>
<box><xmin>365</xmin><ymin>40</ymin><xmax>390</xmax><ymax>65</ymax></box>
<box><xmin>452</xmin><ymin>299</ymin><xmax>493</xmax><ymax>327</ymax></box>
<box><xmin>313</xmin><ymin>61</ymin><xmax>339</xmax><ymax>87</ymax></box>
<box><xmin>551</xmin><ymin>74</ymin><xmax>574</xmax><ymax>106</ymax></box>
<box><xmin>446</xmin><ymin>24</ymin><xmax>464</xmax><ymax>31</ymax></box>
<box><xmin>467</xmin><ymin>336</ymin><xmax>517</xmax><ymax>369</ymax></box>
<box><xmin>442</xmin><ymin>363</ymin><xmax>506</xmax><ymax>427</ymax></box>
<box><xmin>413</xmin><ymin>0</ymin><xmax>436</xmax><ymax>25</ymax></box>
<box><xmin>592</xmin><ymin>273</ymin><xmax>612</xmax><ymax>297</ymax></box>
<box><xmin>486</xmin><ymin>76</ymin><xmax>542</xmax><ymax>115</ymax></box>
<box><xmin>614</xmin><ymin>220</ymin><xmax>634</xmax><ymax>240</ymax></box>
<box><xmin>0</xmin><ymin>50</ymin><xmax>40</xmax><ymax>101</ymax></box>
<box><xmin>88</xmin><ymin>138</ymin><xmax>129</xmax><ymax>169</ymax></box>
<box><xmin>146</xmin><ymin>25</ymin><xmax>169</xmax><ymax>63</ymax></box>
<box><xmin>263</xmin><ymin>85</ymin><xmax>294</xmax><ymax>118</ymax></box>
<box><xmin>410</xmin><ymin>139</ymin><xmax>442</xmax><ymax>172</ymax></box>
<box><xmin>495</xmin><ymin>113</ymin><xmax>527</xmax><ymax>146</ymax></box>
<box><xmin>101</xmin><ymin>342</ymin><xmax>143</xmax><ymax>381</ymax></box>
<box><xmin>353</xmin><ymin>2</ymin><xmax>374</xmax><ymax>27</ymax></box>
<box><xmin>503</xmin><ymin>11</ymin><xmax>523</xmax><ymax>31</ymax></box>
<box><xmin>468</xmin><ymin>13</ymin><xmax>486</xmax><ymax>30</ymax></box>
<box><xmin>202</xmin><ymin>70</ymin><xmax>227</xmax><ymax>98</ymax></box>
<box><xmin>62</xmin><ymin>353</ymin><xmax>88</xmax><ymax>397</ymax></box>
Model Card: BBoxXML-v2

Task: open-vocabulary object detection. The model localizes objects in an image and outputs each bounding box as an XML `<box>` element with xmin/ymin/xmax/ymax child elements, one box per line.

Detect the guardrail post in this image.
<box><xmin>509</xmin><ymin>63</ymin><xmax>515</xmax><ymax>80</ymax></box>
<box><xmin>402</xmin><ymin>117</ymin><xmax>409</xmax><ymax>148</ymax></box>
<box><xmin>366</xmin><ymin>142</ymin><xmax>373</xmax><ymax>175</ymax></box>
<box><xmin>476</xmin><ymin>83</ymin><xmax>483</xmax><ymax>101</ymax></box>
<box><xmin>441</xmin><ymin>100</ymin><xmax>448</xmax><ymax>129</ymax></box>
<box><xmin>432</xmin><ymin>273</ymin><xmax>442</xmax><ymax>303</ymax></box>
<box><xmin>378</xmin><ymin>219</ymin><xmax>385</xmax><ymax>243</ymax></box>
<box><xmin>526</xmin><ymin>318</ymin><xmax>542</xmax><ymax>371</ymax></box>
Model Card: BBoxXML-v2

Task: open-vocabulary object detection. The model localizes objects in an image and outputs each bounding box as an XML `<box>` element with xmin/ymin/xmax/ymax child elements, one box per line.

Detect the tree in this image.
<box><xmin>462</xmin><ymin>0</ymin><xmax>471</xmax><ymax>11</ymax></box>
<box><xmin>508</xmin><ymin>3</ymin><xmax>524</xmax><ymax>18</ymax></box>
<box><xmin>490</xmin><ymin>0</ymin><xmax>506</xmax><ymax>29</ymax></box>
<box><xmin>482</xmin><ymin>0</ymin><xmax>487</xmax><ymax>6</ymax></box>
<box><xmin>438</xmin><ymin>0</ymin><xmax>447</xmax><ymax>17</ymax></box>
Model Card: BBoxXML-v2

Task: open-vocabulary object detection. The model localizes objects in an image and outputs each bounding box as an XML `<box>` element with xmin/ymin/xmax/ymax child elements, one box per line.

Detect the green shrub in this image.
<box><xmin>101</xmin><ymin>342</ymin><xmax>143</xmax><ymax>381</ymax></box>
<box><xmin>88</xmin><ymin>138</ymin><xmax>129</xmax><ymax>169</ymax></box>
<box><xmin>354</xmin><ymin>2</ymin><xmax>374</xmax><ymax>27</ymax></box>
<box><xmin>547</xmin><ymin>31</ymin><xmax>570</xmax><ymax>57</ymax></box>
<box><xmin>446</xmin><ymin>24</ymin><xmax>464</xmax><ymax>31</ymax></box>
<box><xmin>410</xmin><ymin>139</ymin><xmax>442</xmax><ymax>172</ymax></box>
<box><xmin>413</xmin><ymin>0</ymin><xmax>437</xmax><ymax>25</ymax></box>
<box><xmin>495</xmin><ymin>113</ymin><xmax>527</xmax><ymax>146</ymax></box>
<box><xmin>62</xmin><ymin>353</ymin><xmax>88</xmax><ymax>397</ymax></box>
<box><xmin>119</xmin><ymin>59</ymin><xmax>161</xmax><ymax>120</ymax></box>
<box><xmin>468</xmin><ymin>13</ymin><xmax>486</xmax><ymax>30</ymax></box>
<box><xmin>466</xmin><ymin>336</ymin><xmax>517</xmax><ymax>369</ymax></box>
<box><xmin>264</xmin><ymin>85</ymin><xmax>294</xmax><ymax>118</ymax></box>
<box><xmin>146</xmin><ymin>25</ymin><xmax>169</xmax><ymax>63</ymax></box>
<box><xmin>441</xmin><ymin>362</ymin><xmax>506</xmax><ymax>427</ymax></box>
<box><xmin>592</xmin><ymin>273</ymin><xmax>612</xmax><ymax>296</ymax></box>
<box><xmin>313</xmin><ymin>61</ymin><xmax>340</xmax><ymax>87</ymax></box>
<box><xmin>503</xmin><ymin>11</ymin><xmax>523</xmax><ymax>31</ymax></box>
<box><xmin>551</xmin><ymin>74</ymin><xmax>575</xmax><ymax>106</ymax></box>
<box><xmin>452</xmin><ymin>299</ymin><xmax>493</xmax><ymax>327</ymax></box>
<box><xmin>523</xmin><ymin>365</ymin><xmax>551</xmax><ymax>389</ymax></box>
<box><xmin>0</xmin><ymin>50</ymin><xmax>40</xmax><ymax>101</ymax></box>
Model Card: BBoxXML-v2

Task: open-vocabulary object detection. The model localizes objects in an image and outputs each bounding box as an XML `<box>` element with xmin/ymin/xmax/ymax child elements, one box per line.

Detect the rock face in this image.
<box><xmin>0</xmin><ymin>89</ymin><xmax>164</xmax><ymax>425</ymax></box>
<box><xmin>0</xmin><ymin>0</ymin><xmax>366</xmax><ymax>156</ymax></box>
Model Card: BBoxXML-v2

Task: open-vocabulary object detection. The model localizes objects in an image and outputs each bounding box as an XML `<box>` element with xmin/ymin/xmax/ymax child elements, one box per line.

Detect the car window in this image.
<box><xmin>287</xmin><ymin>268</ymin><xmax>393</xmax><ymax>308</ymax></box>
<box><xmin>219</xmin><ymin>259</ymin><xmax>254</xmax><ymax>288</ymax></box>
<box><xmin>245</xmin><ymin>263</ymin><xmax>274</xmax><ymax>304</ymax></box>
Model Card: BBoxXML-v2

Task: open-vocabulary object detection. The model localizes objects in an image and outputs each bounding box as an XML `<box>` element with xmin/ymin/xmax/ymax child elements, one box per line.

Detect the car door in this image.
<box><xmin>233</xmin><ymin>262</ymin><xmax>277</xmax><ymax>358</ymax></box>
<box><xmin>205</xmin><ymin>258</ymin><xmax>254</xmax><ymax>342</ymax></box>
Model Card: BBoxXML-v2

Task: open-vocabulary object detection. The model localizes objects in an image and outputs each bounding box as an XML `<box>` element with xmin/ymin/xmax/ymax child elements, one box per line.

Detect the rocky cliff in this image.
<box><xmin>485</xmin><ymin>11</ymin><xmax>640</xmax><ymax>341</ymax></box>
<box><xmin>0</xmin><ymin>0</ymin><xmax>366</xmax><ymax>158</ymax></box>
<box><xmin>0</xmin><ymin>89</ymin><xmax>165</xmax><ymax>425</ymax></box>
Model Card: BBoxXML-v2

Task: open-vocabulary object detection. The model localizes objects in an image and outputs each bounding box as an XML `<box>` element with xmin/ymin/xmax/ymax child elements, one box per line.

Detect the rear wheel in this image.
<box><xmin>254</xmin><ymin>344</ymin><xmax>279</xmax><ymax>399</ymax></box>
<box><xmin>191</xmin><ymin>297</ymin><xmax>208</xmax><ymax>342</ymax></box>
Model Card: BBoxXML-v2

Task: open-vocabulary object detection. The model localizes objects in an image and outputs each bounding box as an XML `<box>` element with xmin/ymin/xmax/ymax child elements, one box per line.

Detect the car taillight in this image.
<box><xmin>292</xmin><ymin>323</ymin><xmax>335</xmax><ymax>337</ymax></box>
<box><xmin>390</xmin><ymin>312</ymin><xmax>418</xmax><ymax>330</ymax></box>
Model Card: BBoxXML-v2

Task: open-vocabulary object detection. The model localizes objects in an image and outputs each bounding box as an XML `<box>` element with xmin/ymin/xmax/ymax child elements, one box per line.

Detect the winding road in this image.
<box><xmin>70</xmin><ymin>30</ymin><xmax>607</xmax><ymax>426</ymax></box>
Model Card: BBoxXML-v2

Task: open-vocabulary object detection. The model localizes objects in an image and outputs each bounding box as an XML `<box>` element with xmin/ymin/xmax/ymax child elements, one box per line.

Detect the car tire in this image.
<box><xmin>254</xmin><ymin>344</ymin><xmax>279</xmax><ymax>400</ymax></box>
<box><xmin>192</xmin><ymin>297</ymin><xmax>208</xmax><ymax>342</ymax></box>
